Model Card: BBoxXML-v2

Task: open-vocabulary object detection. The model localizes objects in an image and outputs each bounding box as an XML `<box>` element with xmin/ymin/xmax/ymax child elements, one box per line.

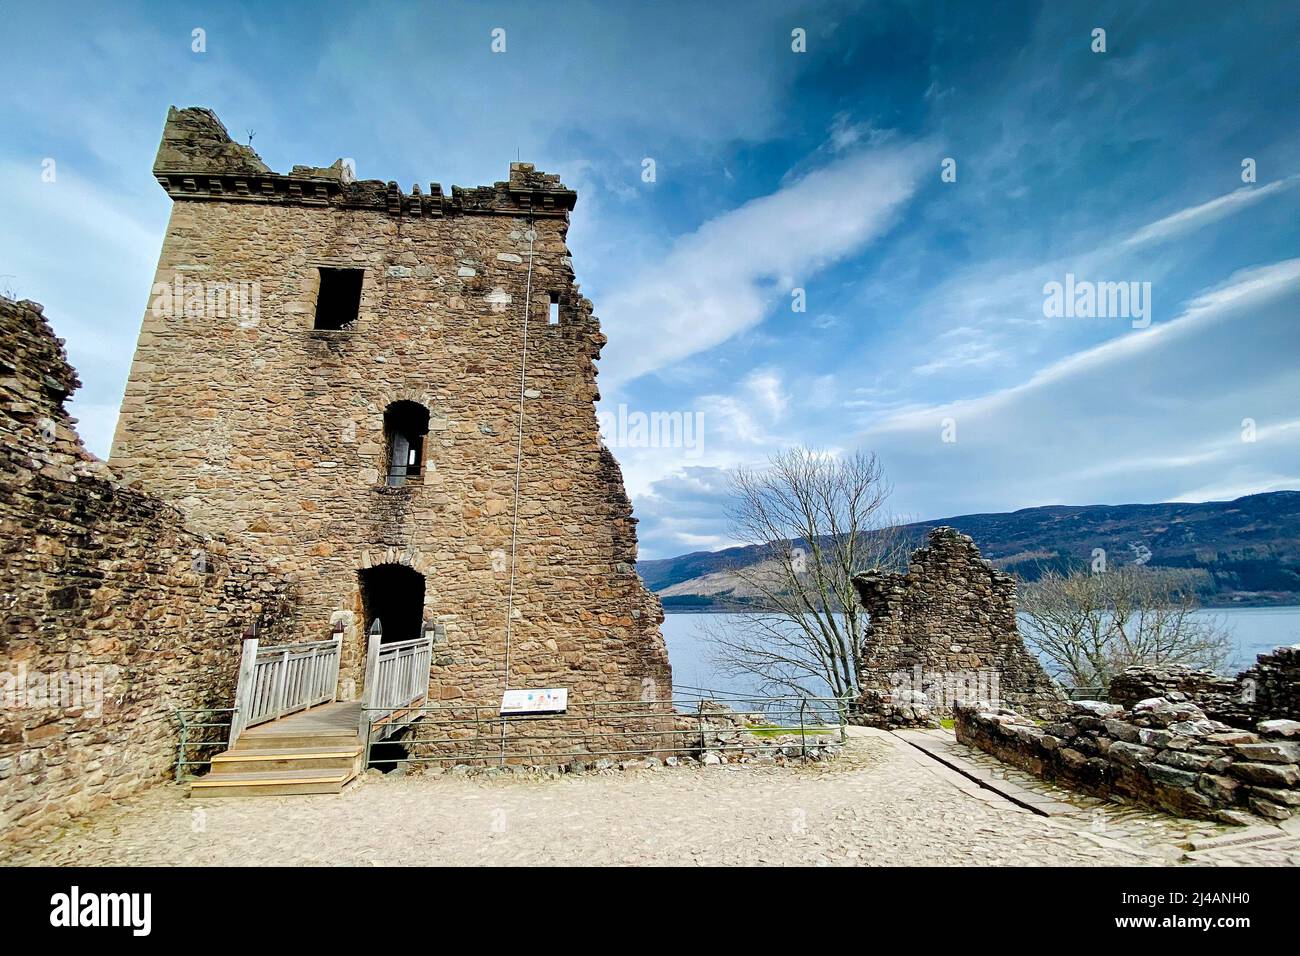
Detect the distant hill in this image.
<box><xmin>638</xmin><ymin>491</ymin><xmax>1300</xmax><ymax>610</ymax></box>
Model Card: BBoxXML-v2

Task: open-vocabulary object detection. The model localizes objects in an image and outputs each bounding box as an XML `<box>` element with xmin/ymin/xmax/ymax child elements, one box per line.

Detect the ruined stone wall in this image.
<box><xmin>0</xmin><ymin>297</ymin><xmax>294</xmax><ymax>842</ymax></box>
<box><xmin>956</xmin><ymin>698</ymin><xmax>1300</xmax><ymax>823</ymax></box>
<box><xmin>1109</xmin><ymin>664</ymin><xmax>1252</xmax><ymax>727</ymax></box>
<box><xmin>109</xmin><ymin>107</ymin><xmax>670</xmax><ymax>711</ymax></box>
<box><xmin>851</xmin><ymin>527</ymin><xmax>1061</xmax><ymax>724</ymax></box>
<box><xmin>1233</xmin><ymin>645</ymin><xmax>1300</xmax><ymax>723</ymax></box>
<box><xmin>1111</xmin><ymin>649</ymin><xmax>1300</xmax><ymax>729</ymax></box>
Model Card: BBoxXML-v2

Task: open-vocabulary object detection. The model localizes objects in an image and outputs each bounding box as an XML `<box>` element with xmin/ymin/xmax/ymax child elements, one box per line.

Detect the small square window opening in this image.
<box><xmin>314</xmin><ymin>268</ymin><xmax>364</xmax><ymax>330</ymax></box>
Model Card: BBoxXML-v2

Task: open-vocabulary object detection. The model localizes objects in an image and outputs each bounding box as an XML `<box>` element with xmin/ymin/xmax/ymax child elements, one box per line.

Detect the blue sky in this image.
<box><xmin>2</xmin><ymin>1</ymin><xmax>1298</xmax><ymax>559</ymax></box>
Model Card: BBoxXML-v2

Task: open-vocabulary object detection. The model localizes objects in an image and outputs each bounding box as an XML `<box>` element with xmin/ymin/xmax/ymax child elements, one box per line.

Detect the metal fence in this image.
<box><xmin>363</xmin><ymin>688</ymin><xmax>851</xmax><ymax>769</ymax></box>
<box><xmin>1061</xmin><ymin>686</ymin><xmax>1109</xmax><ymax>701</ymax></box>
<box><xmin>173</xmin><ymin>707</ymin><xmax>235</xmax><ymax>782</ymax></box>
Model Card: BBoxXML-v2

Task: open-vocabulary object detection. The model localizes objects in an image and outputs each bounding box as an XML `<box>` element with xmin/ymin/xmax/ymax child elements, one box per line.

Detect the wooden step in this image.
<box><xmin>209</xmin><ymin>746</ymin><xmax>363</xmax><ymax>776</ymax></box>
<box><xmin>190</xmin><ymin>767</ymin><xmax>358</xmax><ymax>798</ymax></box>
<box><xmin>230</xmin><ymin>731</ymin><xmax>361</xmax><ymax>752</ymax></box>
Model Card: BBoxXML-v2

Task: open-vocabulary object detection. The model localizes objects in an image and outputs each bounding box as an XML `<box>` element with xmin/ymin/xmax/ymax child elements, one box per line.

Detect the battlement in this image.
<box><xmin>152</xmin><ymin>106</ymin><xmax>577</xmax><ymax>218</ymax></box>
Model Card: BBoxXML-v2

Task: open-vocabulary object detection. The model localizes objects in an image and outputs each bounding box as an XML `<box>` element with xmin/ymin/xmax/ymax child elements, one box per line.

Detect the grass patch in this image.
<box><xmin>940</xmin><ymin>718</ymin><xmax>956</xmax><ymax>730</ymax></box>
<box><xmin>742</xmin><ymin>724</ymin><xmax>839</xmax><ymax>738</ymax></box>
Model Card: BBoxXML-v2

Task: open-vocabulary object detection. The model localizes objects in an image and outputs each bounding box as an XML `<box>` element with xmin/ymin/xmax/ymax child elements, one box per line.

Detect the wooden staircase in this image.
<box><xmin>190</xmin><ymin>701</ymin><xmax>365</xmax><ymax>798</ymax></box>
<box><xmin>194</xmin><ymin>624</ymin><xmax>433</xmax><ymax>797</ymax></box>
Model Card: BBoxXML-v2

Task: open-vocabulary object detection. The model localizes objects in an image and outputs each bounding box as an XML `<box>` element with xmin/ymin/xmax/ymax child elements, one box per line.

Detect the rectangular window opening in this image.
<box><xmin>386</xmin><ymin>433</ymin><xmax>425</xmax><ymax>487</ymax></box>
<box><xmin>548</xmin><ymin>294</ymin><xmax>561</xmax><ymax>326</ymax></box>
<box><xmin>313</xmin><ymin>267</ymin><xmax>364</xmax><ymax>330</ymax></box>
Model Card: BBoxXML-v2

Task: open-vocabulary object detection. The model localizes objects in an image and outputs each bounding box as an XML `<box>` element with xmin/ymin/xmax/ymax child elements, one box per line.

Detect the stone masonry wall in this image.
<box><xmin>0</xmin><ymin>296</ymin><xmax>295</xmax><ymax>843</ymax></box>
<box><xmin>109</xmin><ymin>108</ymin><xmax>671</xmax><ymax>714</ymax></box>
<box><xmin>851</xmin><ymin>527</ymin><xmax>1062</xmax><ymax>726</ymax></box>
<box><xmin>1234</xmin><ymin>645</ymin><xmax>1300</xmax><ymax>723</ymax></box>
<box><xmin>1111</xmin><ymin>648</ymin><xmax>1300</xmax><ymax>730</ymax></box>
<box><xmin>1109</xmin><ymin>664</ymin><xmax>1252</xmax><ymax>728</ymax></box>
<box><xmin>956</xmin><ymin>697</ymin><xmax>1300</xmax><ymax>823</ymax></box>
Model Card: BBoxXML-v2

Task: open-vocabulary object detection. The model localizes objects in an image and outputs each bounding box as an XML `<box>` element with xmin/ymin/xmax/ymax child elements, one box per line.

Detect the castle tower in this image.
<box><xmin>110</xmin><ymin>107</ymin><xmax>671</xmax><ymax>704</ymax></box>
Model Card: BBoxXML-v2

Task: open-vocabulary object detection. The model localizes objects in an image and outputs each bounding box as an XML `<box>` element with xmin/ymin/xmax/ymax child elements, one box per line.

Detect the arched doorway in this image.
<box><xmin>359</xmin><ymin>563</ymin><xmax>426</xmax><ymax>644</ymax></box>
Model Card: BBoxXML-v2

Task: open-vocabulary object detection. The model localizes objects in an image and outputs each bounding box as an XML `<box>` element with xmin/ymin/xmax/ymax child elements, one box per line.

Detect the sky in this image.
<box><xmin>1</xmin><ymin>1</ymin><xmax>1298</xmax><ymax>559</ymax></box>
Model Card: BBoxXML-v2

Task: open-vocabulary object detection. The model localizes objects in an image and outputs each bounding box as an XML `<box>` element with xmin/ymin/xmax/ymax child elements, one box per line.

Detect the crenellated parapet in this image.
<box><xmin>152</xmin><ymin>106</ymin><xmax>577</xmax><ymax>218</ymax></box>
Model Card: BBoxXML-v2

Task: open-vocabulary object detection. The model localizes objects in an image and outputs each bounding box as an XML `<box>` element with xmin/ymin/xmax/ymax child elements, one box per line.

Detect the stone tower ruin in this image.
<box><xmin>110</xmin><ymin>107</ymin><xmax>671</xmax><ymax>704</ymax></box>
<box><xmin>852</xmin><ymin>527</ymin><xmax>1062</xmax><ymax>723</ymax></box>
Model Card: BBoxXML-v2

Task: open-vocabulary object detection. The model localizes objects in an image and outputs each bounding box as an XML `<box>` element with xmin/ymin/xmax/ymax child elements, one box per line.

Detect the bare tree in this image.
<box><xmin>704</xmin><ymin>448</ymin><xmax>907</xmax><ymax>700</ymax></box>
<box><xmin>1019</xmin><ymin>565</ymin><xmax>1232</xmax><ymax>690</ymax></box>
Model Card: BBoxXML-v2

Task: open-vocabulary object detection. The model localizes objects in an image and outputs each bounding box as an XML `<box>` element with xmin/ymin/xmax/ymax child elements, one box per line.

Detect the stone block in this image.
<box><xmin>1229</xmin><ymin>762</ymin><xmax>1300</xmax><ymax>787</ymax></box>
<box><xmin>1232</xmin><ymin>741</ymin><xmax>1300</xmax><ymax>764</ymax></box>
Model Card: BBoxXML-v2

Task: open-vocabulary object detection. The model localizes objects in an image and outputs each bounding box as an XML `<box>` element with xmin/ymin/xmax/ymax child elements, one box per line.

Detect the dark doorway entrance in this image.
<box><xmin>359</xmin><ymin>564</ymin><xmax>426</xmax><ymax>644</ymax></box>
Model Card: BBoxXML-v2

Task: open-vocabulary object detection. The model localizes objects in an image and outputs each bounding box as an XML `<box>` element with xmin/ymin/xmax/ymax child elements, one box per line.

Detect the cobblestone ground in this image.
<box><xmin>4</xmin><ymin>733</ymin><xmax>1298</xmax><ymax>866</ymax></box>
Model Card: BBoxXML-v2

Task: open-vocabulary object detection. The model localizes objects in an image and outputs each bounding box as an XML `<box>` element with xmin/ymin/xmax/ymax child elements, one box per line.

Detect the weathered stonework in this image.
<box><xmin>1109</xmin><ymin>664</ymin><xmax>1251</xmax><ymax>728</ymax></box>
<box><xmin>956</xmin><ymin>694</ymin><xmax>1300</xmax><ymax>823</ymax></box>
<box><xmin>0</xmin><ymin>297</ymin><xmax>295</xmax><ymax>842</ymax></box>
<box><xmin>851</xmin><ymin>527</ymin><xmax>1062</xmax><ymax>725</ymax></box>
<box><xmin>110</xmin><ymin>108</ymin><xmax>670</xmax><ymax>708</ymax></box>
<box><xmin>1233</xmin><ymin>645</ymin><xmax>1300</xmax><ymax>723</ymax></box>
<box><xmin>1110</xmin><ymin>648</ymin><xmax>1300</xmax><ymax>731</ymax></box>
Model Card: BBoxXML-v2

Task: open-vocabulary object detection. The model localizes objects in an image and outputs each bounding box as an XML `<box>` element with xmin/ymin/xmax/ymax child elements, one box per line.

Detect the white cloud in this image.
<box><xmin>911</xmin><ymin>327</ymin><xmax>1009</xmax><ymax>376</ymax></box>
<box><xmin>597</xmin><ymin>139</ymin><xmax>933</xmax><ymax>389</ymax></box>
<box><xmin>1121</xmin><ymin>176</ymin><xmax>1300</xmax><ymax>249</ymax></box>
<box><xmin>742</xmin><ymin>367</ymin><xmax>788</xmax><ymax>420</ymax></box>
<box><xmin>0</xmin><ymin>162</ymin><xmax>166</xmax><ymax>458</ymax></box>
<box><xmin>1170</xmin><ymin>473</ymin><xmax>1300</xmax><ymax>504</ymax></box>
<box><xmin>875</xmin><ymin>176</ymin><xmax>1300</xmax><ymax>394</ymax></box>
<box><xmin>858</xmin><ymin>259</ymin><xmax>1300</xmax><ymax>518</ymax></box>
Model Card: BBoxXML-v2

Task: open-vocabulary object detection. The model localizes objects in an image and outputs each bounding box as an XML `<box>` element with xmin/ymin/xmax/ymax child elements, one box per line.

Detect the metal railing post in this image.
<box><xmin>176</xmin><ymin>712</ymin><xmax>187</xmax><ymax>783</ymax></box>
<box><xmin>799</xmin><ymin>698</ymin><xmax>808</xmax><ymax>761</ymax></box>
<box><xmin>698</xmin><ymin>700</ymin><xmax>706</xmax><ymax>756</ymax></box>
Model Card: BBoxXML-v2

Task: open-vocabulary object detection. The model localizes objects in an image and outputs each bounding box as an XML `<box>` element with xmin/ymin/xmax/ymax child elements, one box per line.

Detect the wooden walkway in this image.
<box><xmin>239</xmin><ymin>700</ymin><xmax>363</xmax><ymax>741</ymax></box>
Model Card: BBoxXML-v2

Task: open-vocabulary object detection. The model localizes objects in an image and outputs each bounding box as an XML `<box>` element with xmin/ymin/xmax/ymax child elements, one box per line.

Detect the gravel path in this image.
<box><xmin>5</xmin><ymin>732</ymin><xmax>1296</xmax><ymax>866</ymax></box>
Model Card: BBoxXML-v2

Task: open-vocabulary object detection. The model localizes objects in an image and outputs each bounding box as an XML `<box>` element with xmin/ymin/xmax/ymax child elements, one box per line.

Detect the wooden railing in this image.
<box><xmin>229</xmin><ymin>632</ymin><xmax>343</xmax><ymax>745</ymax></box>
<box><xmin>361</xmin><ymin>625</ymin><xmax>434</xmax><ymax>741</ymax></box>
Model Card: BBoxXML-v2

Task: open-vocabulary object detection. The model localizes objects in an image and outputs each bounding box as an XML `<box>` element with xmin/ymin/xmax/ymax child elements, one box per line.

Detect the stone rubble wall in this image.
<box><xmin>955</xmin><ymin>696</ymin><xmax>1300</xmax><ymax>823</ymax></box>
<box><xmin>110</xmin><ymin>107</ymin><xmax>671</xmax><ymax>723</ymax></box>
<box><xmin>851</xmin><ymin>527</ymin><xmax>1063</xmax><ymax>727</ymax></box>
<box><xmin>1109</xmin><ymin>664</ymin><xmax>1252</xmax><ymax>727</ymax></box>
<box><xmin>673</xmin><ymin>700</ymin><xmax>843</xmax><ymax>765</ymax></box>
<box><xmin>1233</xmin><ymin>646</ymin><xmax>1300</xmax><ymax>723</ymax></box>
<box><xmin>402</xmin><ymin>699</ymin><xmax>842</xmax><ymax>770</ymax></box>
<box><xmin>1110</xmin><ymin>650</ymin><xmax>1300</xmax><ymax>729</ymax></box>
<box><xmin>0</xmin><ymin>297</ymin><xmax>296</xmax><ymax>843</ymax></box>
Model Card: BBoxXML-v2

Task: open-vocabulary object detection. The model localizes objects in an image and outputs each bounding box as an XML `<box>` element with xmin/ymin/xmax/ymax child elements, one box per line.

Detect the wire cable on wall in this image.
<box><xmin>502</xmin><ymin>223</ymin><xmax>536</xmax><ymax>699</ymax></box>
